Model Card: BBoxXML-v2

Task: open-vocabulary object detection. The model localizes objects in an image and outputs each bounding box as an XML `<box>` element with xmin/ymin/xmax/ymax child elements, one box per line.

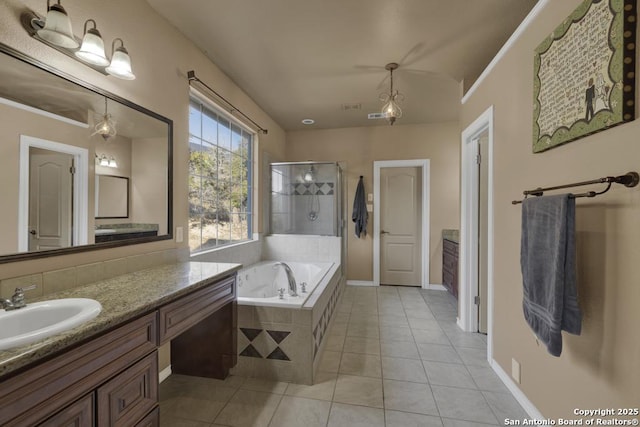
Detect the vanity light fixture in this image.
<box><xmin>379</xmin><ymin>62</ymin><xmax>404</xmax><ymax>125</ymax></box>
<box><xmin>105</xmin><ymin>38</ymin><xmax>136</xmax><ymax>80</ymax></box>
<box><xmin>36</xmin><ymin>0</ymin><xmax>78</xmax><ymax>49</ymax></box>
<box><xmin>95</xmin><ymin>154</ymin><xmax>118</xmax><ymax>168</ymax></box>
<box><xmin>24</xmin><ymin>6</ymin><xmax>137</xmax><ymax>80</ymax></box>
<box><xmin>75</xmin><ymin>19</ymin><xmax>109</xmax><ymax>66</ymax></box>
<box><xmin>93</xmin><ymin>98</ymin><xmax>117</xmax><ymax>141</ymax></box>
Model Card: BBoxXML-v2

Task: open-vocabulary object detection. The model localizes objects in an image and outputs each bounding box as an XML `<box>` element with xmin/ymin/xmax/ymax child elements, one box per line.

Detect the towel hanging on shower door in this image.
<box><xmin>352</xmin><ymin>176</ymin><xmax>368</xmax><ymax>238</ymax></box>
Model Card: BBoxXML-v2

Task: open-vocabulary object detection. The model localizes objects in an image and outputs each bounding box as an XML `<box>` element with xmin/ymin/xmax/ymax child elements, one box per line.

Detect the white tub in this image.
<box><xmin>236</xmin><ymin>261</ymin><xmax>333</xmax><ymax>307</ymax></box>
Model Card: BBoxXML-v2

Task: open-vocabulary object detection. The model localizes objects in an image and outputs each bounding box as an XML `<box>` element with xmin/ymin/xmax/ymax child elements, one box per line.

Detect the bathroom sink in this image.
<box><xmin>0</xmin><ymin>298</ymin><xmax>102</xmax><ymax>351</ymax></box>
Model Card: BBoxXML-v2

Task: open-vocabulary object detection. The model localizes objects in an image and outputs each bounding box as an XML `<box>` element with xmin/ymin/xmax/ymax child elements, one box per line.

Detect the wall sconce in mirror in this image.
<box><xmin>22</xmin><ymin>2</ymin><xmax>136</xmax><ymax>79</ymax></box>
<box><xmin>95</xmin><ymin>154</ymin><xmax>118</xmax><ymax>168</ymax></box>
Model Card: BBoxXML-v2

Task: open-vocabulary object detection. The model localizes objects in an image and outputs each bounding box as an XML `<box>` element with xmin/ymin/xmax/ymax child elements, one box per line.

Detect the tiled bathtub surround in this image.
<box><xmin>262</xmin><ymin>235</ymin><xmax>341</xmax><ymax>264</ymax></box>
<box><xmin>159</xmin><ymin>285</ymin><xmax>528</xmax><ymax>426</ymax></box>
<box><xmin>0</xmin><ymin>248</ymin><xmax>180</xmax><ymax>300</ymax></box>
<box><xmin>231</xmin><ymin>263</ymin><xmax>345</xmax><ymax>384</ymax></box>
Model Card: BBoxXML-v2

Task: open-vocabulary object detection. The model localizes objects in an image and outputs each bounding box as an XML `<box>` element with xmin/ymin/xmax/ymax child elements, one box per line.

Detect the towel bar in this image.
<box><xmin>511</xmin><ymin>172</ymin><xmax>639</xmax><ymax>204</ymax></box>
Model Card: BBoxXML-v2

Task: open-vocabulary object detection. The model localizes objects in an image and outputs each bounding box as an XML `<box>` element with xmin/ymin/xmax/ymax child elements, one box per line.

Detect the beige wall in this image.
<box><xmin>462</xmin><ymin>0</ymin><xmax>640</xmax><ymax>415</ymax></box>
<box><xmin>0</xmin><ymin>0</ymin><xmax>285</xmax><ymax>280</ymax></box>
<box><xmin>286</xmin><ymin>123</ymin><xmax>460</xmax><ymax>284</ymax></box>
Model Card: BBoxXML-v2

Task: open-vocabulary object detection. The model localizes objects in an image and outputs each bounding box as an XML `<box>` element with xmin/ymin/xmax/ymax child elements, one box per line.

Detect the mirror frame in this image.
<box><xmin>0</xmin><ymin>42</ymin><xmax>173</xmax><ymax>264</ymax></box>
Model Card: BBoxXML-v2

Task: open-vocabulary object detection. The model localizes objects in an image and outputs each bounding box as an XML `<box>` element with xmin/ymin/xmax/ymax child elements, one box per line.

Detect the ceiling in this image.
<box><xmin>147</xmin><ymin>0</ymin><xmax>538</xmax><ymax>131</ymax></box>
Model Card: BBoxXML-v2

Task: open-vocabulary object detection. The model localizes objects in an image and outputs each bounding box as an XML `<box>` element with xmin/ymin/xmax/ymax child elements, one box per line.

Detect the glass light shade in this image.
<box><xmin>99</xmin><ymin>156</ymin><xmax>109</xmax><ymax>166</ymax></box>
<box><xmin>382</xmin><ymin>98</ymin><xmax>402</xmax><ymax>125</ymax></box>
<box><xmin>75</xmin><ymin>28</ymin><xmax>109</xmax><ymax>66</ymax></box>
<box><xmin>37</xmin><ymin>4</ymin><xmax>79</xmax><ymax>49</ymax></box>
<box><xmin>108</xmin><ymin>157</ymin><xmax>118</xmax><ymax>168</ymax></box>
<box><xmin>106</xmin><ymin>47</ymin><xmax>135</xmax><ymax>80</ymax></box>
<box><xmin>93</xmin><ymin>113</ymin><xmax>117</xmax><ymax>141</ymax></box>
<box><xmin>304</xmin><ymin>171</ymin><xmax>314</xmax><ymax>182</ymax></box>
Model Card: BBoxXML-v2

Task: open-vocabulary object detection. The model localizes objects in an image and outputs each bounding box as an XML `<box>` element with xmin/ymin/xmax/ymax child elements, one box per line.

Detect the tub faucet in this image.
<box><xmin>273</xmin><ymin>262</ymin><xmax>298</xmax><ymax>297</ymax></box>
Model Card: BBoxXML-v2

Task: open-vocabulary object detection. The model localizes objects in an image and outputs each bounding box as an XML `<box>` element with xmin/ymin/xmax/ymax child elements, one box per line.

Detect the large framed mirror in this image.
<box><xmin>0</xmin><ymin>43</ymin><xmax>173</xmax><ymax>263</ymax></box>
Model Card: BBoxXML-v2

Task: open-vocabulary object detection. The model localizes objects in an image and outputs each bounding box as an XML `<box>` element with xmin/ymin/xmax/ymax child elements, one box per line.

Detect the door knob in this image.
<box><xmin>380</xmin><ymin>230</ymin><xmax>389</xmax><ymax>234</ymax></box>
<box><xmin>29</xmin><ymin>229</ymin><xmax>37</xmax><ymax>236</ymax></box>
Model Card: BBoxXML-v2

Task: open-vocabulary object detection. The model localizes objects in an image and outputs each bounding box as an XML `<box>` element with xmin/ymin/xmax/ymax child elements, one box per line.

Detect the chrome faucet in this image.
<box><xmin>273</xmin><ymin>262</ymin><xmax>298</xmax><ymax>297</ymax></box>
<box><xmin>0</xmin><ymin>285</ymin><xmax>36</xmax><ymax>311</ymax></box>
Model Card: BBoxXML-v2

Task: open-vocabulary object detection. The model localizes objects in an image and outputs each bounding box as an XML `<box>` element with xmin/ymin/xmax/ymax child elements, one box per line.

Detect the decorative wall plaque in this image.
<box><xmin>533</xmin><ymin>0</ymin><xmax>636</xmax><ymax>153</ymax></box>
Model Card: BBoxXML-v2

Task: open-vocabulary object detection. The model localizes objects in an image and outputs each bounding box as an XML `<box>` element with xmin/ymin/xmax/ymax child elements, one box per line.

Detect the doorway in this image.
<box><xmin>460</xmin><ymin>106</ymin><xmax>494</xmax><ymax>360</ymax></box>
<box><xmin>373</xmin><ymin>159</ymin><xmax>430</xmax><ymax>288</ymax></box>
<box><xmin>18</xmin><ymin>135</ymin><xmax>89</xmax><ymax>252</ymax></box>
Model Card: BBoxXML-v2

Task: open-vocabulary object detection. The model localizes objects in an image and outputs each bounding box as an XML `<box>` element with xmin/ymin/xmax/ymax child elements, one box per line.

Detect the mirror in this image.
<box><xmin>96</xmin><ymin>175</ymin><xmax>129</xmax><ymax>219</ymax></box>
<box><xmin>0</xmin><ymin>43</ymin><xmax>172</xmax><ymax>263</ymax></box>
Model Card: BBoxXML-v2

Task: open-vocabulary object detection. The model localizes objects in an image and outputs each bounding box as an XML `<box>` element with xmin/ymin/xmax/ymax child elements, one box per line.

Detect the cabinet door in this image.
<box><xmin>97</xmin><ymin>352</ymin><xmax>158</xmax><ymax>426</ymax></box>
<box><xmin>39</xmin><ymin>393</ymin><xmax>94</xmax><ymax>427</ymax></box>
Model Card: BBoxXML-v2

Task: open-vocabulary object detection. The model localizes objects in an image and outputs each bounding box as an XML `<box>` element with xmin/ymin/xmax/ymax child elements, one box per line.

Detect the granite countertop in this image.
<box><xmin>442</xmin><ymin>229</ymin><xmax>459</xmax><ymax>243</ymax></box>
<box><xmin>0</xmin><ymin>261</ymin><xmax>241</xmax><ymax>379</ymax></box>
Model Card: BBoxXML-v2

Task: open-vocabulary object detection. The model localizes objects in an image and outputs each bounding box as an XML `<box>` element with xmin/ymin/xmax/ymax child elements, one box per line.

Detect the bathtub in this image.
<box><xmin>236</xmin><ymin>261</ymin><xmax>333</xmax><ymax>307</ymax></box>
<box><xmin>232</xmin><ymin>259</ymin><xmax>345</xmax><ymax>384</ymax></box>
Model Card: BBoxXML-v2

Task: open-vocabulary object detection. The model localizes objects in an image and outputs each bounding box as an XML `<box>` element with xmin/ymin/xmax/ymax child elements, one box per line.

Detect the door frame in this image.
<box><xmin>460</xmin><ymin>106</ymin><xmax>494</xmax><ymax>359</ymax></box>
<box><xmin>18</xmin><ymin>135</ymin><xmax>89</xmax><ymax>252</ymax></box>
<box><xmin>373</xmin><ymin>159</ymin><xmax>430</xmax><ymax>288</ymax></box>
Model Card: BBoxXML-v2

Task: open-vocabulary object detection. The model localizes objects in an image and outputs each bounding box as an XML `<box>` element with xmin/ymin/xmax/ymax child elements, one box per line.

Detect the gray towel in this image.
<box><xmin>352</xmin><ymin>176</ymin><xmax>368</xmax><ymax>238</ymax></box>
<box><xmin>520</xmin><ymin>194</ymin><xmax>582</xmax><ymax>357</ymax></box>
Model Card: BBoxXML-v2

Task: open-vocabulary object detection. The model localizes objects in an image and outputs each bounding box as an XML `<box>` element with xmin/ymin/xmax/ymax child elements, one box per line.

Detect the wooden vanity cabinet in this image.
<box><xmin>0</xmin><ymin>273</ymin><xmax>238</xmax><ymax>427</ymax></box>
<box><xmin>442</xmin><ymin>239</ymin><xmax>459</xmax><ymax>299</ymax></box>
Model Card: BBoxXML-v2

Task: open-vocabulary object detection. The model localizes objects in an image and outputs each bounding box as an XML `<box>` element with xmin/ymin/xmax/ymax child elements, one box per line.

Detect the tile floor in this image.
<box><xmin>159</xmin><ymin>285</ymin><xmax>528</xmax><ymax>426</ymax></box>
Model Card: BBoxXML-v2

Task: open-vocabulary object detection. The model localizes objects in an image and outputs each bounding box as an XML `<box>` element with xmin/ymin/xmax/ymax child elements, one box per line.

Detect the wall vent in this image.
<box><xmin>341</xmin><ymin>103</ymin><xmax>362</xmax><ymax>111</ymax></box>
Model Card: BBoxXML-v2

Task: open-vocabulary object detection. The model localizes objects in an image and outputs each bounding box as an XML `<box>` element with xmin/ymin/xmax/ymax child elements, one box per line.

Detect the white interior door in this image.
<box><xmin>28</xmin><ymin>151</ymin><xmax>73</xmax><ymax>251</ymax></box>
<box><xmin>380</xmin><ymin>167</ymin><xmax>422</xmax><ymax>286</ymax></box>
<box><xmin>478</xmin><ymin>133</ymin><xmax>489</xmax><ymax>334</ymax></box>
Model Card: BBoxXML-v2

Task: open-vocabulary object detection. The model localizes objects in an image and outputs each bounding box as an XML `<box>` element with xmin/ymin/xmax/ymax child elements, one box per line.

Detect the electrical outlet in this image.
<box><xmin>512</xmin><ymin>358</ymin><xmax>521</xmax><ymax>384</ymax></box>
<box><xmin>176</xmin><ymin>226</ymin><xmax>184</xmax><ymax>243</ymax></box>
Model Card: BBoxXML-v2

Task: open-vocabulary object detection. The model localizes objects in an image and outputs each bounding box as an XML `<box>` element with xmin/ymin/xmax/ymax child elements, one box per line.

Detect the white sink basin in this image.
<box><xmin>0</xmin><ymin>298</ymin><xmax>102</xmax><ymax>351</ymax></box>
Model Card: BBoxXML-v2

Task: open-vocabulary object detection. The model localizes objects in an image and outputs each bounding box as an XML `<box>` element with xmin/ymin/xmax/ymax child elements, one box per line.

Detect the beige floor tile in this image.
<box><xmin>378</xmin><ymin>314</ymin><xmax>409</xmax><ymax>327</ymax></box>
<box><xmin>347</xmin><ymin>322</ymin><xmax>380</xmax><ymax>339</ymax></box>
<box><xmin>339</xmin><ymin>352</ymin><xmax>382</xmax><ymax>377</ymax></box>
<box><xmin>214</xmin><ymin>389</ymin><xmax>283</xmax><ymax>427</ymax></box>
<box><xmin>241</xmin><ymin>377</ymin><xmax>289</xmax><ymax>394</ymax></box>
<box><xmin>380</xmin><ymin>340</ymin><xmax>420</xmax><ymax>359</ymax></box>
<box><xmin>385</xmin><ymin>410</ymin><xmax>444</xmax><ymax>427</ymax></box>
<box><xmin>318</xmin><ymin>350</ymin><xmax>342</xmax><ymax>373</ymax></box>
<box><xmin>333</xmin><ymin>374</ymin><xmax>384</xmax><ymax>408</ymax></box>
<box><xmin>423</xmin><ymin>361</ymin><xmax>477</xmax><ymax>389</ymax></box>
<box><xmin>324</xmin><ymin>334</ymin><xmax>346</xmax><ymax>352</ymax></box>
<box><xmin>327</xmin><ymin>403</ymin><xmax>385</xmax><ymax>427</ymax></box>
<box><xmin>381</xmin><ymin>357</ymin><xmax>428</xmax><ymax>383</ymax></box>
<box><xmin>160</xmin><ymin>416</ymin><xmax>211</xmax><ymax>427</ymax></box>
<box><xmin>379</xmin><ymin>326</ymin><xmax>414</xmax><ymax>342</ymax></box>
<box><xmin>412</xmin><ymin>328</ymin><xmax>452</xmax><ymax>346</ymax></box>
<box><xmin>162</xmin><ymin>396</ymin><xmax>225</xmax><ymax>423</ymax></box>
<box><xmin>284</xmin><ymin>371</ymin><xmax>337</xmax><ymax>401</ymax></box>
<box><xmin>383</xmin><ymin>379</ymin><xmax>439</xmax><ymax>415</ymax></box>
<box><xmin>268</xmin><ymin>396</ymin><xmax>331</xmax><ymax>427</ymax></box>
<box><xmin>408</xmin><ymin>317</ymin><xmax>442</xmax><ymax>331</ymax></box>
<box><xmin>431</xmin><ymin>386</ymin><xmax>498</xmax><ymax>424</ymax></box>
<box><xmin>343</xmin><ymin>336</ymin><xmax>381</xmax><ymax>355</ymax></box>
<box><xmin>416</xmin><ymin>343</ymin><xmax>463</xmax><ymax>363</ymax></box>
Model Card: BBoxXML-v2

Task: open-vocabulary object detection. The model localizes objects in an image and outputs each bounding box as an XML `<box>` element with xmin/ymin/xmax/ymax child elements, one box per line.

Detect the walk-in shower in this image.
<box><xmin>270</xmin><ymin>162</ymin><xmax>343</xmax><ymax>236</ymax></box>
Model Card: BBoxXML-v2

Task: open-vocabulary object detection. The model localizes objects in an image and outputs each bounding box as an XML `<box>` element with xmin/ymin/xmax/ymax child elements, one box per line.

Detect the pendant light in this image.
<box><xmin>93</xmin><ymin>98</ymin><xmax>117</xmax><ymax>141</ymax></box>
<box><xmin>379</xmin><ymin>63</ymin><xmax>404</xmax><ymax>125</ymax></box>
<box><xmin>37</xmin><ymin>0</ymin><xmax>79</xmax><ymax>49</ymax></box>
<box><xmin>75</xmin><ymin>19</ymin><xmax>109</xmax><ymax>66</ymax></box>
<box><xmin>105</xmin><ymin>38</ymin><xmax>136</xmax><ymax>80</ymax></box>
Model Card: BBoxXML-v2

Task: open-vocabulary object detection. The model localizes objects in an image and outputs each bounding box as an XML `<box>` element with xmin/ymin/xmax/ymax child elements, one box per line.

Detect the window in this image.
<box><xmin>188</xmin><ymin>97</ymin><xmax>253</xmax><ymax>252</ymax></box>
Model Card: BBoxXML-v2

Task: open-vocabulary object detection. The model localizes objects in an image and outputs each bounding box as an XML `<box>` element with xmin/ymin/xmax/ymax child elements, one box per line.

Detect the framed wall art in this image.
<box><xmin>533</xmin><ymin>0</ymin><xmax>636</xmax><ymax>153</ymax></box>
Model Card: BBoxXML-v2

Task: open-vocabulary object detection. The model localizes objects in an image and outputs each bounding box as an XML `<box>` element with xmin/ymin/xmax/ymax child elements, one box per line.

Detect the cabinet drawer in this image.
<box><xmin>135</xmin><ymin>407</ymin><xmax>159</xmax><ymax>427</ymax></box>
<box><xmin>159</xmin><ymin>275</ymin><xmax>236</xmax><ymax>344</ymax></box>
<box><xmin>0</xmin><ymin>313</ymin><xmax>158</xmax><ymax>427</ymax></box>
<box><xmin>97</xmin><ymin>352</ymin><xmax>158</xmax><ymax>427</ymax></box>
<box><xmin>39</xmin><ymin>393</ymin><xmax>94</xmax><ymax>427</ymax></box>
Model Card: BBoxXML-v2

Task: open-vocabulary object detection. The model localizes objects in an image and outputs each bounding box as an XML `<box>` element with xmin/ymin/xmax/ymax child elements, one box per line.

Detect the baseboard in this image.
<box><xmin>159</xmin><ymin>365</ymin><xmax>172</xmax><ymax>383</ymax></box>
<box><xmin>346</xmin><ymin>280</ymin><xmax>375</xmax><ymax>287</ymax></box>
<box><xmin>426</xmin><ymin>283</ymin><xmax>447</xmax><ymax>291</ymax></box>
<box><xmin>490</xmin><ymin>359</ymin><xmax>544</xmax><ymax>420</ymax></box>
